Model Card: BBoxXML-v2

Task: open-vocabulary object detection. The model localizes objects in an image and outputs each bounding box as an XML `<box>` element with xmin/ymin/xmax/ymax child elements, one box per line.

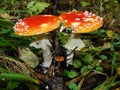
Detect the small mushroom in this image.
<box><xmin>14</xmin><ymin>15</ymin><xmax>60</xmax><ymax>68</ymax></box>
<box><xmin>54</xmin><ymin>55</ymin><xmax>65</xmax><ymax>75</ymax></box>
<box><xmin>54</xmin><ymin>56</ymin><xmax>65</xmax><ymax>62</ymax></box>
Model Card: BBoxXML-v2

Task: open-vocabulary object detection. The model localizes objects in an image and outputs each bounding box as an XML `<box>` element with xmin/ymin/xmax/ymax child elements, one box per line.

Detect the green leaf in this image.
<box><xmin>63</xmin><ymin>69</ymin><xmax>69</xmax><ymax>76</ymax></box>
<box><xmin>7</xmin><ymin>80</ymin><xmax>20</xmax><ymax>90</ymax></box>
<box><xmin>63</xmin><ymin>70</ymin><xmax>77</xmax><ymax>78</ymax></box>
<box><xmin>95</xmin><ymin>66</ymin><xmax>103</xmax><ymax>72</ymax></box>
<box><xmin>84</xmin><ymin>54</ymin><xmax>93</xmax><ymax>64</ymax></box>
<box><xmin>0</xmin><ymin>19</ymin><xmax>14</xmax><ymax>27</ymax></box>
<box><xmin>68</xmin><ymin>82</ymin><xmax>78</xmax><ymax>90</ymax></box>
<box><xmin>106</xmin><ymin>30</ymin><xmax>114</xmax><ymax>39</ymax></box>
<box><xmin>80</xmin><ymin>66</ymin><xmax>89</xmax><ymax>74</ymax></box>
<box><xmin>111</xmin><ymin>52</ymin><xmax>118</xmax><ymax>75</ymax></box>
<box><xmin>57</xmin><ymin>32</ymin><xmax>68</xmax><ymax>45</ymax></box>
<box><xmin>67</xmin><ymin>71</ymin><xmax>77</xmax><ymax>78</ymax></box>
<box><xmin>0</xmin><ymin>66</ymin><xmax>10</xmax><ymax>73</ymax></box>
<box><xmin>79</xmin><ymin>1</ymin><xmax>90</xmax><ymax>7</ymax></box>
<box><xmin>27</xmin><ymin>1</ymin><xmax>35</xmax><ymax>8</ymax></box>
<box><xmin>27</xmin><ymin>1</ymin><xmax>50</xmax><ymax>15</ymax></box>
<box><xmin>99</xmin><ymin>55</ymin><xmax>108</xmax><ymax>60</ymax></box>
<box><xmin>35</xmin><ymin>2</ymin><xmax>50</xmax><ymax>13</ymax></box>
<box><xmin>73</xmin><ymin>59</ymin><xmax>82</xmax><ymax>68</ymax></box>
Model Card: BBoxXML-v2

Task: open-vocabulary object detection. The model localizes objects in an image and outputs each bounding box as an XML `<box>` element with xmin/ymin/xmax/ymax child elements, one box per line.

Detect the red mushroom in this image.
<box><xmin>14</xmin><ymin>15</ymin><xmax>60</xmax><ymax>36</ymax></box>
<box><xmin>59</xmin><ymin>11</ymin><xmax>104</xmax><ymax>65</ymax></box>
<box><xmin>14</xmin><ymin>15</ymin><xmax>60</xmax><ymax>68</ymax></box>
<box><xmin>58</xmin><ymin>11</ymin><xmax>104</xmax><ymax>50</ymax></box>
<box><xmin>59</xmin><ymin>11</ymin><xmax>103</xmax><ymax>33</ymax></box>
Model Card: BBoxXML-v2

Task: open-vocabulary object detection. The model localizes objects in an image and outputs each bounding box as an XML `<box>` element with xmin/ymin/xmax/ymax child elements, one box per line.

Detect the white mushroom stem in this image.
<box><xmin>64</xmin><ymin>33</ymin><xmax>85</xmax><ymax>65</ymax></box>
<box><xmin>64</xmin><ymin>33</ymin><xmax>85</xmax><ymax>50</ymax></box>
<box><xmin>29</xmin><ymin>36</ymin><xmax>52</xmax><ymax>67</ymax></box>
<box><xmin>42</xmin><ymin>46</ymin><xmax>52</xmax><ymax>67</ymax></box>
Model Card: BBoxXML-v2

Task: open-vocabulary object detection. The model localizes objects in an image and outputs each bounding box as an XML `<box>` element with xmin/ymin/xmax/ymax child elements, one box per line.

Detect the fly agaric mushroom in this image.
<box><xmin>58</xmin><ymin>11</ymin><xmax>103</xmax><ymax>50</ymax></box>
<box><xmin>59</xmin><ymin>11</ymin><xmax>104</xmax><ymax>65</ymax></box>
<box><xmin>14</xmin><ymin>15</ymin><xmax>60</xmax><ymax>68</ymax></box>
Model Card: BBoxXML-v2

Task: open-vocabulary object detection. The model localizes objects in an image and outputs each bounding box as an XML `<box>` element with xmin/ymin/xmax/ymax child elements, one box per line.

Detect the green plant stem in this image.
<box><xmin>0</xmin><ymin>73</ymin><xmax>40</xmax><ymax>84</ymax></box>
<box><xmin>77</xmin><ymin>70</ymin><xmax>91</xmax><ymax>89</ymax></box>
<box><xmin>111</xmin><ymin>52</ymin><xmax>118</xmax><ymax>76</ymax></box>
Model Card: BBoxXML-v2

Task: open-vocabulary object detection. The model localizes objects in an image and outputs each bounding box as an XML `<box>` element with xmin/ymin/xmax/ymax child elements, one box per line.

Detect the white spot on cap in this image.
<box><xmin>91</xmin><ymin>19</ymin><xmax>95</xmax><ymax>22</ymax></box>
<box><xmin>87</xmin><ymin>15</ymin><xmax>92</xmax><ymax>18</ymax></box>
<box><xmin>21</xmin><ymin>22</ymin><xmax>25</xmax><ymax>26</ymax></box>
<box><xmin>100</xmin><ymin>17</ymin><xmax>103</xmax><ymax>20</ymax></box>
<box><xmin>86</xmin><ymin>23</ymin><xmax>91</xmax><ymax>26</ymax></box>
<box><xmin>44</xmin><ymin>15</ymin><xmax>52</xmax><ymax>17</ymax></box>
<box><xmin>86</xmin><ymin>26</ymin><xmax>89</xmax><ymax>28</ymax></box>
<box><xmin>40</xmin><ymin>23</ymin><xmax>48</xmax><ymax>27</ymax></box>
<box><xmin>79</xmin><ymin>26</ymin><xmax>83</xmax><ymax>29</ymax></box>
<box><xmin>83</xmin><ymin>17</ymin><xmax>86</xmax><ymax>20</ymax></box>
<box><xmin>96</xmin><ymin>16</ymin><xmax>100</xmax><ymax>19</ymax></box>
<box><xmin>95</xmin><ymin>18</ymin><xmax>99</xmax><ymax>22</ymax></box>
<box><xmin>26</xmin><ymin>26</ymin><xmax>29</xmax><ymax>28</ymax></box>
<box><xmin>85</xmin><ymin>18</ymin><xmax>94</xmax><ymax>21</ymax></box>
<box><xmin>84</xmin><ymin>13</ymin><xmax>89</xmax><ymax>17</ymax></box>
<box><xmin>84</xmin><ymin>11</ymin><xmax>89</xmax><ymax>16</ymax></box>
<box><xmin>84</xmin><ymin>19</ymin><xmax>89</xmax><ymax>22</ymax></box>
<box><xmin>93</xmin><ymin>23</ymin><xmax>96</xmax><ymax>26</ymax></box>
<box><xmin>19</xmin><ymin>33</ymin><xmax>22</xmax><ymax>35</ymax></box>
<box><xmin>89</xmin><ymin>12</ymin><xmax>92</xmax><ymax>15</ymax></box>
<box><xmin>97</xmin><ymin>22</ymin><xmax>100</xmax><ymax>25</ymax></box>
<box><xmin>13</xmin><ymin>26</ymin><xmax>16</xmax><ymax>29</ymax></box>
<box><xmin>84</xmin><ymin>11</ymin><xmax>89</xmax><ymax>14</ymax></box>
<box><xmin>75</xmin><ymin>18</ymin><xmax>80</xmax><ymax>21</ymax></box>
<box><xmin>92</xmin><ymin>14</ymin><xmax>96</xmax><ymax>16</ymax></box>
<box><xmin>72</xmin><ymin>22</ymin><xmax>80</xmax><ymax>27</ymax></box>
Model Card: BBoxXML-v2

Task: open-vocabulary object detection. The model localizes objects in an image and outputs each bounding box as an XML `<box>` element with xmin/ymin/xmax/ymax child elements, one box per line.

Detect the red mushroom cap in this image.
<box><xmin>59</xmin><ymin>11</ymin><xmax>103</xmax><ymax>33</ymax></box>
<box><xmin>54</xmin><ymin>56</ymin><xmax>65</xmax><ymax>62</ymax></box>
<box><xmin>14</xmin><ymin>15</ymin><xmax>60</xmax><ymax>36</ymax></box>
